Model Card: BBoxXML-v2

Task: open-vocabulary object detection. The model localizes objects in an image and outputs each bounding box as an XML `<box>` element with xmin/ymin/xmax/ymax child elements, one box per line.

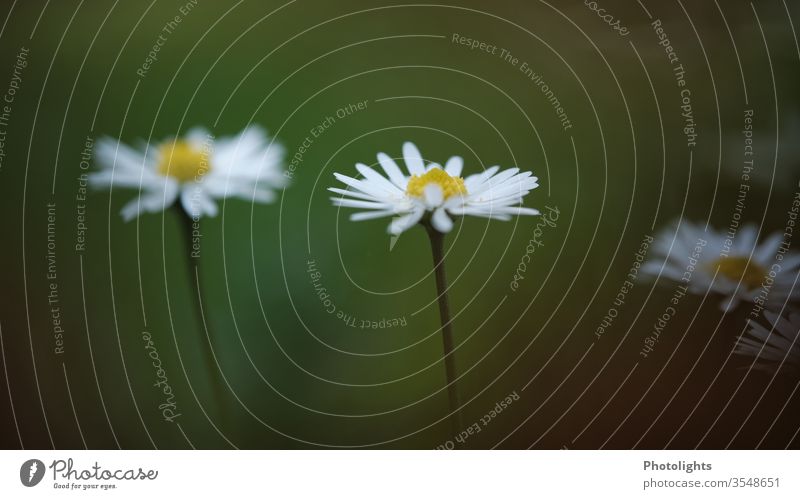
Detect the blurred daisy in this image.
<box><xmin>643</xmin><ymin>221</ymin><xmax>800</xmax><ymax>311</ymax></box>
<box><xmin>329</xmin><ymin>141</ymin><xmax>539</xmax><ymax>235</ymax></box>
<box><xmin>90</xmin><ymin>126</ymin><xmax>287</xmax><ymax>221</ymax></box>
<box><xmin>736</xmin><ymin>310</ymin><xmax>800</xmax><ymax>373</ymax></box>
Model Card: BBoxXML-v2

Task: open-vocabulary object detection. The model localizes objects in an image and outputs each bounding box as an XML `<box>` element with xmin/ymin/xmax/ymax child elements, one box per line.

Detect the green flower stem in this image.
<box><xmin>173</xmin><ymin>204</ymin><xmax>225</xmax><ymax>420</ymax></box>
<box><xmin>423</xmin><ymin>221</ymin><xmax>463</xmax><ymax>438</ymax></box>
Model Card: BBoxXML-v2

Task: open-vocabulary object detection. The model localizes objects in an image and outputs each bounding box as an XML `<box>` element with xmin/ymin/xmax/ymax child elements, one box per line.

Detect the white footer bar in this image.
<box><xmin>1</xmin><ymin>450</ymin><xmax>798</xmax><ymax>498</ymax></box>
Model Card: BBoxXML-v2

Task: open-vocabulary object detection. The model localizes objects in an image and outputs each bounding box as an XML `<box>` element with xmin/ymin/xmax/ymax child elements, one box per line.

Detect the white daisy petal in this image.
<box><xmin>496</xmin><ymin>206</ymin><xmax>541</xmax><ymax>216</ymax></box>
<box><xmin>456</xmin><ymin>211</ymin><xmax>513</xmax><ymax>221</ymax></box>
<box><xmin>468</xmin><ymin>194</ymin><xmax>528</xmax><ymax>208</ymax></box>
<box><xmin>185</xmin><ymin>126</ymin><xmax>211</xmax><ymax>148</ymax></box>
<box><xmin>470</xmin><ymin>183</ymin><xmax>537</xmax><ymax>203</ymax></box>
<box><xmin>180</xmin><ymin>184</ymin><xmax>219</xmax><ymax>218</ymax></box>
<box><xmin>355</xmin><ymin>163</ymin><xmax>404</xmax><ymax>195</ymax></box>
<box><xmin>402</xmin><ymin>141</ymin><xmax>426</xmax><ymax>175</ymax></box>
<box><xmin>199</xmin><ymin>193</ymin><xmax>219</xmax><ymax>217</ymax></box>
<box><xmin>755</xmin><ymin>232</ymin><xmax>784</xmax><ymax>264</ymax></box>
<box><xmin>736</xmin><ymin>224</ymin><xmax>758</xmax><ymax>253</ymax></box>
<box><xmin>377</xmin><ymin>152</ymin><xmax>408</xmax><ymax>188</ymax></box>
<box><xmin>772</xmin><ymin>311</ymin><xmax>799</xmax><ymax>342</ymax></box>
<box><xmin>95</xmin><ymin>137</ymin><xmax>149</xmax><ymax>174</ymax></box>
<box><xmin>351</xmin><ymin>209</ymin><xmax>402</xmax><ymax>222</ymax></box>
<box><xmin>120</xmin><ymin>198</ymin><xmax>143</xmax><ymax>222</ymax></box>
<box><xmin>464</xmin><ymin>166</ymin><xmax>500</xmax><ymax>190</ymax></box>
<box><xmin>88</xmin><ymin>169</ymin><xmax>159</xmax><ymax>189</ymax></box>
<box><xmin>736</xmin><ymin>310</ymin><xmax>800</xmax><ymax>373</ymax></box>
<box><xmin>487</xmin><ymin>172</ymin><xmax>539</xmax><ymax>193</ymax></box>
<box><xmin>215</xmin><ymin>126</ymin><xmax>268</xmax><ymax>168</ymax></box>
<box><xmin>424</xmin><ymin>183</ymin><xmax>444</xmax><ymax>208</ymax></box>
<box><xmin>121</xmin><ymin>179</ymin><xmax>179</xmax><ymax>222</ymax></box>
<box><xmin>468</xmin><ymin>168</ymin><xmax>521</xmax><ymax>195</ymax></box>
<box><xmin>333</xmin><ymin>172</ymin><xmax>395</xmax><ymax>200</ymax></box>
<box><xmin>328</xmin><ymin>187</ymin><xmax>382</xmax><ymax>202</ymax></box>
<box><xmin>389</xmin><ymin>207</ymin><xmax>425</xmax><ymax>235</ymax></box>
<box><xmin>444</xmin><ymin>156</ymin><xmax>463</xmax><ymax>177</ymax></box>
<box><xmin>331</xmin><ymin>198</ymin><xmax>394</xmax><ymax>209</ymax></box>
<box><xmin>251</xmin><ymin>189</ymin><xmax>277</xmax><ymax>203</ymax></box>
<box><xmin>180</xmin><ymin>187</ymin><xmax>200</xmax><ymax>218</ymax></box>
<box><xmin>432</xmin><ymin>208</ymin><xmax>454</xmax><ymax>233</ymax></box>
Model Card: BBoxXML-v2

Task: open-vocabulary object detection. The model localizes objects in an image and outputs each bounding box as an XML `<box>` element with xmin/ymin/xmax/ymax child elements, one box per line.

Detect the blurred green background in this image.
<box><xmin>1</xmin><ymin>0</ymin><xmax>799</xmax><ymax>449</ymax></box>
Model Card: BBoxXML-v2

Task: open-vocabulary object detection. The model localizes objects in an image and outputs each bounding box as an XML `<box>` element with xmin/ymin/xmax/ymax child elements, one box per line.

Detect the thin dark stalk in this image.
<box><xmin>423</xmin><ymin>221</ymin><xmax>463</xmax><ymax>438</ymax></box>
<box><xmin>173</xmin><ymin>204</ymin><xmax>225</xmax><ymax>418</ymax></box>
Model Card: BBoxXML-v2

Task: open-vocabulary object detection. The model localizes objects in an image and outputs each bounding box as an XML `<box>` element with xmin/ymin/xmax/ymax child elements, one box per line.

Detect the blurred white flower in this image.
<box><xmin>329</xmin><ymin>141</ymin><xmax>539</xmax><ymax>235</ymax></box>
<box><xmin>90</xmin><ymin>126</ymin><xmax>287</xmax><ymax>221</ymax></box>
<box><xmin>643</xmin><ymin>221</ymin><xmax>800</xmax><ymax>311</ymax></box>
<box><xmin>736</xmin><ymin>309</ymin><xmax>800</xmax><ymax>373</ymax></box>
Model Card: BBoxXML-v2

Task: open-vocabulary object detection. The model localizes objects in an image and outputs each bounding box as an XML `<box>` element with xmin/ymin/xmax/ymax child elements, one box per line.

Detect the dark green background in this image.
<box><xmin>1</xmin><ymin>0</ymin><xmax>798</xmax><ymax>449</ymax></box>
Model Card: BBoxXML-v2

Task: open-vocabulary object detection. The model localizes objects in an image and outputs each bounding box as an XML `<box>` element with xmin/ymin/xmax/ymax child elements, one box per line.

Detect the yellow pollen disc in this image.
<box><xmin>157</xmin><ymin>140</ymin><xmax>209</xmax><ymax>182</ymax></box>
<box><xmin>711</xmin><ymin>256</ymin><xmax>765</xmax><ymax>290</ymax></box>
<box><xmin>405</xmin><ymin>168</ymin><xmax>466</xmax><ymax>200</ymax></box>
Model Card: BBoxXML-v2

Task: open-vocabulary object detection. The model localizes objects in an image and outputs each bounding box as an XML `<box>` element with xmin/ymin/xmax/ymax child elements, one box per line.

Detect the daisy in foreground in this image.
<box><xmin>735</xmin><ymin>310</ymin><xmax>800</xmax><ymax>374</ymax></box>
<box><xmin>329</xmin><ymin>141</ymin><xmax>540</xmax><ymax>437</ymax></box>
<box><xmin>642</xmin><ymin>221</ymin><xmax>800</xmax><ymax>312</ymax></box>
<box><xmin>330</xmin><ymin>141</ymin><xmax>539</xmax><ymax>235</ymax></box>
<box><xmin>90</xmin><ymin>125</ymin><xmax>287</xmax><ymax>221</ymax></box>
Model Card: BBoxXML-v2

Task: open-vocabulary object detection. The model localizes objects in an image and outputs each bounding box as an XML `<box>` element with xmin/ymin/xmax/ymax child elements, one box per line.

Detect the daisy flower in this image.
<box><xmin>90</xmin><ymin>126</ymin><xmax>287</xmax><ymax>221</ymax></box>
<box><xmin>736</xmin><ymin>309</ymin><xmax>800</xmax><ymax>373</ymax></box>
<box><xmin>328</xmin><ymin>141</ymin><xmax>541</xmax><ymax>439</ymax></box>
<box><xmin>329</xmin><ymin>141</ymin><xmax>539</xmax><ymax>235</ymax></box>
<box><xmin>642</xmin><ymin>221</ymin><xmax>800</xmax><ymax>311</ymax></box>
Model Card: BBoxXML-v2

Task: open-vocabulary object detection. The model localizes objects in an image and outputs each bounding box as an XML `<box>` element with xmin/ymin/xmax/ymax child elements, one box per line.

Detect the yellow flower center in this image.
<box><xmin>405</xmin><ymin>168</ymin><xmax>466</xmax><ymax>200</ymax></box>
<box><xmin>157</xmin><ymin>140</ymin><xmax>210</xmax><ymax>182</ymax></box>
<box><xmin>711</xmin><ymin>256</ymin><xmax>765</xmax><ymax>290</ymax></box>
